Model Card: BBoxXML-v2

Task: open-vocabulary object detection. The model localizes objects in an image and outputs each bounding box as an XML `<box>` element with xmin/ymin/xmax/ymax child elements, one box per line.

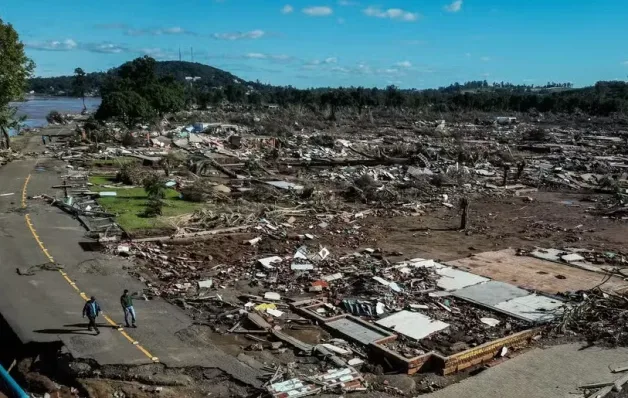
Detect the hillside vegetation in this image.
<box><xmin>28</xmin><ymin>58</ymin><xmax>628</xmax><ymax>117</ymax></box>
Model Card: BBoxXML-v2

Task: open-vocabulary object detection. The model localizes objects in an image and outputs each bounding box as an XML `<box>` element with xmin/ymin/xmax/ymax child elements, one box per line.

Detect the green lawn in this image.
<box><xmin>89</xmin><ymin>175</ymin><xmax>203</xmax><ymax>232</ymax></box>
<box><xmin>91</xmin><ymin>157</ymin><xmax>139</xmax><ymax>168</ymax></box>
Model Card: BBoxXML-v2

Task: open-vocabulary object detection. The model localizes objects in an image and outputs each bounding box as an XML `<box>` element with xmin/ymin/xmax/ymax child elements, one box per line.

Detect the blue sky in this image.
<box><xmin>3</xmin><ymin>0</ymin><xmax>628</xmax><ymax>89</ymax></box>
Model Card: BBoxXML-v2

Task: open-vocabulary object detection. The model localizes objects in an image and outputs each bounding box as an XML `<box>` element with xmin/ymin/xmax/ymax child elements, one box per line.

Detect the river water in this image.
<box><xmin>9</xmin><ymin>96</ymin><xmax>101</xmax><ymax>134</ymax></box>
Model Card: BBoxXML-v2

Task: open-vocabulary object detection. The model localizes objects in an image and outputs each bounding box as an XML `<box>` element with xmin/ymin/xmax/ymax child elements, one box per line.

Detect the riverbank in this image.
<box><xmin>9</xmin><ymin>96</ymin><xmax>100</xmax><ymax>132</ymax></box>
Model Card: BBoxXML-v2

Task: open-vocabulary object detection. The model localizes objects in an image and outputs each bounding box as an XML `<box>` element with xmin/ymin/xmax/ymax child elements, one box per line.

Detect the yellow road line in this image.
<box><xmin>21</xmin><ymin>175</ymin><xmax>158</xmax><ymax>363</ymax></box>
<box><xmin>21</xmin><ymin>174</ymin><xmax>31</xmax><ymax>208</ymax></box>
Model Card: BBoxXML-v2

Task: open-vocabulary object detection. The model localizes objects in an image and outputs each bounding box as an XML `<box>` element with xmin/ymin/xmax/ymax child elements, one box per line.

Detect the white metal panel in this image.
<box><xmin>494</xmin><ymin>294</ymin><xmax>563</xmax><ymax>322</ymax></box>
<box><xmin>435</xmin><ymin>267</ymin><xmax>489</xmax><ymax>291</ymax></box>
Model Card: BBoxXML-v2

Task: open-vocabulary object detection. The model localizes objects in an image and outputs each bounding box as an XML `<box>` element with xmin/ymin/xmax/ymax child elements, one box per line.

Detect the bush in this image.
<box><xmin>117</xmin><ymin>164</ymin><xmax>152</xmax><ymax>185</ymax></box>
<box><xmin>122</xmin><ymin>132</ymin><xmax>136</xmax><ymax>147</ymax></box>
<box><xmin>46</xmin><ymin>110</ymin><xmax>65</xmax><ymax>124</ymax></box>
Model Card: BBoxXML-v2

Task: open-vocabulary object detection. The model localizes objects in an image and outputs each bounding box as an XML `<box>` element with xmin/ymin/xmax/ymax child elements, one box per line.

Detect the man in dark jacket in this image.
<box><xmin>82</xmin><ymin>296</ymin><xmax>101</xmax><ymax>335</ymax></box>
<box><xmin>120</xmin><ymin>289</ymin><xmax>137</xmax><ymax>328</ymax></box>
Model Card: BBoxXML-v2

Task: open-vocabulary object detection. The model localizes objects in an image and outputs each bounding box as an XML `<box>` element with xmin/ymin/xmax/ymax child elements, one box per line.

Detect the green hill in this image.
<box><xmin>28</xmin><ymin>61</ymin><xmax>245</xmax><ymax>95</ymax></box>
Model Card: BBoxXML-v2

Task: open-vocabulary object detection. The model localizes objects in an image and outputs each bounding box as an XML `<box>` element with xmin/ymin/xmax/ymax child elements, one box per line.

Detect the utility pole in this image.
<box><xmin>178</xmin><ymin>47</ymin><xmax>181</xmax><ymax>61</ymax></box>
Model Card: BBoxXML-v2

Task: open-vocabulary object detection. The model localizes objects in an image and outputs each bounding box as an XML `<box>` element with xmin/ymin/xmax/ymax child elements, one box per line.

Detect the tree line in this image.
<box><xmin>28</xmin><ymin>56</ymin><xmax>628</xmax><ymax>128</ymax></box>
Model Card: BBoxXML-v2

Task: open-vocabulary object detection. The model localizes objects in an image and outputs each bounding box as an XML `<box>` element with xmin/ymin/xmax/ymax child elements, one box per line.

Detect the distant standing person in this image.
<box><xmin>120</xmin><ymin>289</ymin><xmax>137</xmax><ymax>328</ymax></box>
<box><xmin>82</xmin><ymin>296</ymin><xmax>101</xmax><ymax>335</ymax></box>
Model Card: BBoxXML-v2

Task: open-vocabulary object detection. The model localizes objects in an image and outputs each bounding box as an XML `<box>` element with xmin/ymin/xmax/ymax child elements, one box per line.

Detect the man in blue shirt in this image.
<box><xmin>82</xmin><ymin>296</ymin><xmax>101</xmax><ymax>335</ymax></box>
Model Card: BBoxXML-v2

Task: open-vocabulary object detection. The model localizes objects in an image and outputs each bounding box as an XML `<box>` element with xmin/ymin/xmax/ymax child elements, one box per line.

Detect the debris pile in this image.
<box><xmin>553</xmin><ymin>289</ymin><xmax>628</xmax><ymax>347</ymax></box>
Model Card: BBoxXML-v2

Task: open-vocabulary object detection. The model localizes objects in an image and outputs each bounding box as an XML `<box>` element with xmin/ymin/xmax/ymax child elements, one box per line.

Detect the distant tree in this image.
<box><xmin>118</xmin><ymin>56</ymin><xmax>157</xmax><ymax>90</ymax></box>
<box><xmin>96</xmin><ymin>91</ymin><xmax>155</xmax><ymax>127</ymax></box>
<box><xmin>72</xmin><ymin>67</ymin><xmax>87</xmax><ymax>112</ymax></box>
<box><xmin>143</xmin><ymin>82</ymin><xmax>185</xmax><ymax>118</ymax></box>
<box><xmin>247</xmin><ymin>91</ymin><xmax>262</xmax><ymax>106</ymax></box>
<box><xmin>0</xmin><ymin>19</ymin><xmax>35</xmax><ymax>149</ymax></box>
<box><xmin>143</xmin><ymin>174</ymin><xmax>166</xmax><ymax>217</ymax></box>
<box><xmin>225</xmin><ymin>84</ymin><xmax>246</xmax><ymax>103</ymax></box>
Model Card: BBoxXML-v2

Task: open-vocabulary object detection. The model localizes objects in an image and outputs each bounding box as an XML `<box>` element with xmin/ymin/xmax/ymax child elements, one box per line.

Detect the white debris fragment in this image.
<box><xmin>322</xmin><ymin>273</ymin><xmax>343</xmax><ymax>282</ymax></box>
<box><xmin>198</xmin><ymin>279</ymin><xmax>213</xmax><ymax>289</ymax></box>
<box><xmin>258</xmin><ymin>256</ymin><xmax>282</xmax><ymax>269</ymax></box>
<box><xmin>248</xmin><ymin>237</ymin><xmax>262</xmax><ymax>245</ymax></box>
<box><xmin>266</xmin><ymin>308</ymin><xmax>284</xmax><ymax>317</ymax></box>
<box><xmin>264</xmin><ymin>292</ymin><xmax>281</xmax><ymax>301</ymax></box>
<box><xmin>480</xmin><ymin>317</ymin><xmax>500</xmax><ymax>327</ymax></box>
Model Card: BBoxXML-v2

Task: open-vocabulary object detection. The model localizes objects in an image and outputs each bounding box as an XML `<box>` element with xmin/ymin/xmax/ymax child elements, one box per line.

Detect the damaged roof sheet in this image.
<box><xmin>494</xmin><ymin>294</ymin><xmax>564</xmax><ymax>323</ymax></box>
<box><xmin>452</xmin><ymin>280</ymin><xmax>531</xmax><ymax>306</ymax></box>
<box><xmin>326</xmin><ymin>317</ymin><xmax>392</xmax><ymax>345</ymax></box>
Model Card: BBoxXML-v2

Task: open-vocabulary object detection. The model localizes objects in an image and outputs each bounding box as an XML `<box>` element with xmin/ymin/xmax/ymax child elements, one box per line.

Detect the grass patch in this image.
<box><xmin>89</xmin><ymin>175</ymin><xmax>203</xmax><ymax>232</ymax></box>
<box><xmin>91</xmin><ymin>157</ymin><xmax>139</xmax><ymax>167</ymax></box>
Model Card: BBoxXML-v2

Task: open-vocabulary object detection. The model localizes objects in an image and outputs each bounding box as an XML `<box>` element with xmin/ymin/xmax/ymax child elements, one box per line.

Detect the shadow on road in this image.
<box><xmin>34</xmin><ymin>323</ymin><xmax>108</xmax><ymax>335</ymax></box>
<box><xmin>34</xmin><ymin>328</ymin><xmax>94</xmax><ymax>335</ymax></box>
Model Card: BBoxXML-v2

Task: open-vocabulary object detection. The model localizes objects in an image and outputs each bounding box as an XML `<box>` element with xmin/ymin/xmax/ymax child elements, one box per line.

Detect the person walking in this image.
<box><xmin>120</xmin><ymin>289</ymin><xmax>137</xmax><ymax>328</ymax></box>
<box><xmin>82</xmin><ymin>296</ymin><xmax>101</xmax><ymax>335</ymax></box>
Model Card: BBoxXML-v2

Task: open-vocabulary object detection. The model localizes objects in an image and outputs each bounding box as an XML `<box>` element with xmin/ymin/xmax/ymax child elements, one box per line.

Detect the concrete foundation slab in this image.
<box><xmin>376</xmin><ymin>311</ymin><xmax>449</xmax><ymax>341</ymax></box>
<box><xmin>447</xmin><ymin>249</ymin><xmax>628</xmax><ymax>294</ymax></box>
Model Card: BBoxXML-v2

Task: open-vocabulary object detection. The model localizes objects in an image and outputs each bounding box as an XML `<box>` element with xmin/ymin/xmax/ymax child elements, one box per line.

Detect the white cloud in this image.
<box><xmin>246</xmin><ymin>52</ymin><xmax>267</xmax><ymax>59</ymax></box>
<box><xmin>26</xmin><ymin>38</ymin><xmax>77</xmax><ymax>51</ymax></box>
<box><xmin>138</xmin><ymin>48</ymin><xmax>175</xmax><ymax>59</ymax></box>
<box><xmin>127</xmin><ymin>26</ymin><xmax>194</xmax><ymax>36</ymax></box>
<box><xmin>213</xmin><ymin>30</ymin><xmax>265</xmax><ymax>40</ymax></box>
<box><xmin>281</xmin><ymin>4</ymin><xmax>294</xmax><ymax>14</ymax></box>
<box><xmin>363</xmin><ymin>7</ymin><xmax>418</xmax><ymax>21</ymax></box>
<box><xmin>324</xmin><ymin>57</ymin><xmax>338</xmax><ymax>64</ymax></box>
<box><xmin>303</xmin><ymin>6</ymin><xmax>333</xmax><ymax>16</ymax></box>
<box><xmin>84</xmin><ymin>42</ymin><xmax>127</xmax><ymax>54</ymax></box>
<box><xmin>338</xmin><ymin>0</ymin><xmax>358</xmax><ymax>5</ymax></box>
<box><xmin>244</xmin><ymin>53</ymin><xmax>294</xmax><ymax>63</ymax></box>
<box><xmin>396</xmin><ymin>61</ymin><xmax>412</xmax><ymax>68</ymax></box>
<box><xmin>622</xmin><ymin>61</ymin><xmax>628</xmax><ymax>66</ymax></box>
<box><xmin>445</xmin><ymin>0</ymin><xmax>463</xmax><ymax>13</ymax></box>
<box><xmin>331</xmin><ymin>66</ymin><xmax>350</xmax><ymax>73</ymax></box>
<box><xmin>480</xmin><ymin>56</ymin><xmax>491</xmax><ymax>62</ymax></box>
<box><xmin>162</xmin><ymin>27</ymin><xmax>184</xmax><ymax>34</ymax></box>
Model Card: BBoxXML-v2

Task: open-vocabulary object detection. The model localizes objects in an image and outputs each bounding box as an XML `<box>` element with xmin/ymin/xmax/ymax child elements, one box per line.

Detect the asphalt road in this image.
<box><xmin>0</xmin><ymin>135</ymin><xmax>261</xmax><ymax>387</ymax></box>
